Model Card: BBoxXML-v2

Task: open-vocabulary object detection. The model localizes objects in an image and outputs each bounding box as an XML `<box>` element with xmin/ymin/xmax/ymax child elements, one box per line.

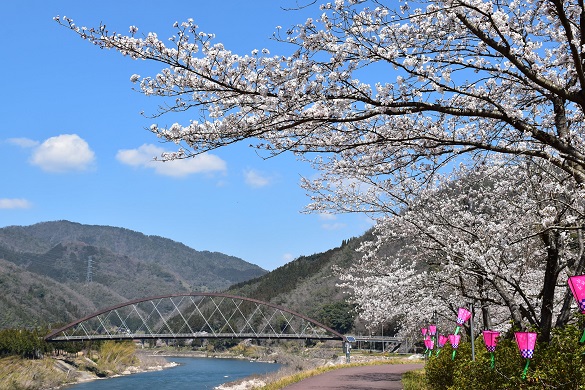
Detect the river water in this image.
<box><xmin>66</xmin><ymin>357</ymin><xmax>282</xmax><ymax>390</ymax></box>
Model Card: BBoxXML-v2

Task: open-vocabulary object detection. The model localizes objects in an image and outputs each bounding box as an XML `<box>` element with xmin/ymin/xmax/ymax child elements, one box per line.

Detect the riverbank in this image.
<box><xmin>0</xmin><ymin>341</ymin><xmax>288</xmax><ymax>389</ymax></box>
<box><xmin>0</xmin><ymin>341</ymin><xmax>417</xmax><ymax>389</ymax></box>
<box><xmin>56</xmin><ymin>351</ymin><xmax>179</xmax><ymax>387</ymax></box>
<box><xmin>0</xmin><ymin>351</ymin><xmax>174</xmax><ymax>390</ymax></box>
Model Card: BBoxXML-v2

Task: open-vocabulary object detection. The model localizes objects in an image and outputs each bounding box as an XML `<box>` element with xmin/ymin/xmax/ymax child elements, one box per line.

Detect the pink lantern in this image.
<box><xmin>424</xmin><ymin>336</ymin><xmax>434</xmax><ymax>350</ymax></box>
<box><xmin>448</xmin><ymin>334</ymin><xmax>461</xmax><ymax>360</ymax></box>
<box><xmin>483</xmin><ymin>330</ymin><xmax>500</xmax><ymax>353</ymax></box>
<box><xmin>483</xmin><ymin>330</ymin><xmax>500</xmax><ymax>369</ymax></box>
<box><xmin>515</xmin><ymin>332</ymin><xmax>536</xmax><ymax>358</ymax></box>
<box><xmin>449</xmin><ymin>334</ymin><xmax>461</xmax><ymax>349</ymax></box>
<box><xmin>454</xmin><ymin>307</ymin><xmax>472</xmax><ymax>335</ymax></box>
<box><xmin>438</xmin><ymin>334</ymin><xmax>448</xmax><ymax>348</ymax></box>
<box><xmin>568</xmin><ymin>275</ymin><xmax>585</xmax><ymax>342</ymax></box>
<box><xmin>429</xmin><ymin>324</ymin><xmax>437</xmax><ymax>336</ymax></box>
<box><xmin>456</xmin><ymin>307</ymin><xmax>472</xmax><ymax>325</ymax></box>
<box><xmin>515</xmin><ymin>332</ymin><xmax>537</xmax><ymax>379</ymax></box>
<box><xmin>568</xmin><ymin>275</ymin><xmax>585</xmax><ymax>313</ymax></box>
<box><xmin>435</xmin><ymin>334</ymin><xmax>448</xmax><ymax>356</ymax></box>
<box><xmin>421</xmin><ymin>327</ymin><xmax>428</xmax><ymax>337</ymax></box>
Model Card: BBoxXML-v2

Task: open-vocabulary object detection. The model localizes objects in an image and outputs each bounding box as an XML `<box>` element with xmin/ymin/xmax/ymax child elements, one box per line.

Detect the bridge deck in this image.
<box><xmin>49</xmin><ymin>333</ymin><xmax>343</xmax><ymax>341</ymax></box>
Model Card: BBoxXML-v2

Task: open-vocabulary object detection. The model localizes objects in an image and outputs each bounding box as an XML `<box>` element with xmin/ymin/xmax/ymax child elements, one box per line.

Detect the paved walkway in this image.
<box><xmin>282</xmin><ymin>363</ymin><xmax>425</xmax><ymax>390</ymax></box>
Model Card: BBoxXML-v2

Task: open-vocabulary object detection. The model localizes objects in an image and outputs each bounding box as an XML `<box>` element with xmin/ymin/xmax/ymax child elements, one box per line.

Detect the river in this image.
<box><xmin>65</xmin><ymin>357</ymin><xmax>282</xmax><ymax>390</ymax></box>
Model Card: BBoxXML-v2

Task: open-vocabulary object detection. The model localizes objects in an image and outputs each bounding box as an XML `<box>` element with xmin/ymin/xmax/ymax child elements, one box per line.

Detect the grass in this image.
<box><xmin>95</xmin><ymin>341</ymin><xmax>138</xmax><ymax>374</ymax></box>
<box><xmin>0</xmin><ymin>356</ymin><xmax>69</xmax><ymax>390</ymax></box>
<box><xmin>254</xmin><ymin>358</ymin><xmax>424</xmax><ymax>390</ymax></box>
<box><xmin>402</xmin><ymin>368</ymin><xmax>428</xmax><ymax>390</ymax></box>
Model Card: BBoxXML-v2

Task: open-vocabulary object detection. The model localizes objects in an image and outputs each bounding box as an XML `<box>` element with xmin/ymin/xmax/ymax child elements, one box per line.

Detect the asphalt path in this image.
<box><xmin>282</xmin><ymin>362</ymin><xmax>425</xmax><ymax>390</ymax></box>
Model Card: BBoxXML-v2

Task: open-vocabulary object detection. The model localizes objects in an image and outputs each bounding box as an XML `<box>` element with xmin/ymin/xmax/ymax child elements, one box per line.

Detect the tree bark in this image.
<box><xmin>481</xmin><ymin>304</ymin><xmax>492</xmax><ymax>330</ymax></box>
<box><xmin>556</xmin><ymin>227</ymin><xmax>585</xmax><ymax>327</ymax></box>
<box><xmin>540</xmin><ymin>230</ymin><xmax>561</xmax><ymax>342</ymax></box>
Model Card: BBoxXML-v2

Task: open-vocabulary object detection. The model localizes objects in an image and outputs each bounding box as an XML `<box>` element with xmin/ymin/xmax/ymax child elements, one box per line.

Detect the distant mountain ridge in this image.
<box><xmin>0</xmin><ymin>220</ymin><xmax>267</xmax><ymax>328</ymax></box>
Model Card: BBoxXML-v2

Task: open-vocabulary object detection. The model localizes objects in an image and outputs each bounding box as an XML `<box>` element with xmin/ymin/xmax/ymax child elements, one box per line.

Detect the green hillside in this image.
<box><xmin>0</xmin><ymin>221</ymin><xmax>267</xmax><ymax>328</ymax></box>
<box><xmin>227</xmin><ymin>234</ymin><xmax>372</xmax><ymax>334</ymax></box>
<box><xmin>0</xmin><ymin>258</ymin><xmax>96</xmax><ymax>328</ymax></box>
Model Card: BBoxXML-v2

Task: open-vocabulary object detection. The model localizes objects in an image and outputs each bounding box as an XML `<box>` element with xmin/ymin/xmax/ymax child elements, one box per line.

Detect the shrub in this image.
<box><xmin>95</xmin><ymin>341</ymin><xmax>137</xmax><ymax>374</ymax></box>
<box><xmin>425</xmin><ymin>324</ymin><xmax>585</xmax><ymax>389</ymax></box>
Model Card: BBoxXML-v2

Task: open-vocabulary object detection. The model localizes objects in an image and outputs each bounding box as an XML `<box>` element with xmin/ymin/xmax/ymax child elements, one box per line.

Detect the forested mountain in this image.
<box><xmin>0</xmin><ymin>258</ymin><xmax>94</xmax><ymax>328</ymax></box>
<box><xmin>227</xmin><ymin>233</ymin><xmax>374</xmax><ymax>334</ymax></box>
<box><xmin>0</xmin><ymin>221</ymin><xmax>266</xmax><ymax>328</ymax></box>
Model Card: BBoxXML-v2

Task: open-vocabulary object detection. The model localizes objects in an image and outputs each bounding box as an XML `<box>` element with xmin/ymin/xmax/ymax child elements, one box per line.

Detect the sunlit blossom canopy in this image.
<box><xmin>54</xmin><ymin>0</ymin><xmax>585</xmax><ymax>343</ymax></box>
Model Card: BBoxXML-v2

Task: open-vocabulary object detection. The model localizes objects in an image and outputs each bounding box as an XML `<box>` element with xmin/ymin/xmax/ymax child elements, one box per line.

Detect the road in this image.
<box><xmin>282</xmin><ymin>362</ymin><xmax>425</xmax><ymax>390</ymax></box>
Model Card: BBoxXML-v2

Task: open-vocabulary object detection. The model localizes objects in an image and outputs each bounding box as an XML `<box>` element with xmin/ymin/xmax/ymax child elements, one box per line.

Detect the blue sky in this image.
<box><xmin>0</xmin><ymin>1</ymin><xmax>373</xmax><ymax>270</ymax></box>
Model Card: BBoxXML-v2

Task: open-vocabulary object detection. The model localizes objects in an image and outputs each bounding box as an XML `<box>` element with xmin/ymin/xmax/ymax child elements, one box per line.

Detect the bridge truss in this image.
<box><xmin>45</xmin><ymin>293</ymin><xmax>346</xmax><ymax>342</ymax></box>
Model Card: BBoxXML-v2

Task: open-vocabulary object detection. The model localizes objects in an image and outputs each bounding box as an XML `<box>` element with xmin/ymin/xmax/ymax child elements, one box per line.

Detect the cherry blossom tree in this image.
<box><xmin>56</xmin><ymin>0</ymin><xmax>585</xmax><ymax>189</ymax></box>
<box><xmin>56</xmin><ymin>0</ymin><xmax>585</xmax><ymax>339</ymax></box>
<box><xmin>338</xmin><ymin>157</ymin><xmax>585</xmax><ymax>341</ymax></box>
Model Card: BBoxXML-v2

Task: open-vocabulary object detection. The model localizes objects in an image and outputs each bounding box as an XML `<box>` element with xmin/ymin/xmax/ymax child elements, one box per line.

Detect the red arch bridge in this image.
<box><xmin>45</xmin><ymin>292</ymin><xmax>349</xmax><ymax>342</ymax></box>
<box><xmin>44</xmin><ymin>293</ymin><xmax>404</xmax><ymax>358</ymax></box>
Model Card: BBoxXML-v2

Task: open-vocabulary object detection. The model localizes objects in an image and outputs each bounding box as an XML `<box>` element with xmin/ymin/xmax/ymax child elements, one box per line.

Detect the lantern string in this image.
<box><xmin>521</xmin><ymin>359</ymin><xmax>530</xmax><ymax>380</ymax></box>
<box><xmin>451</xmin><ymin>350</ymin><xmax>457</xmax><ymax>360</ymax></box>
<box><xmin>454</xmin><ymin>326</ymin><xmax>460</xmax><ymax>335</ymax></box>
<box><xmin>579</xmin><ymin>328</ymin><xmax>585</xmax><ymax>343</ymax></box>
<box><xmin>490</xmin><ymin>352</ymin><xmax>495</xmax><ymax>369</ymax></box>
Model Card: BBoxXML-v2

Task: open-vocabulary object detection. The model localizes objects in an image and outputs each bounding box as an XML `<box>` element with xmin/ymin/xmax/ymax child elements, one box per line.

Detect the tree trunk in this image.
<box><xmin>539</xmin><ymin>229</ymin><xmax>560</xmax><ymax>342</ymax></box>
<box><xmin>481</xmin><ymin>304</ymin><xmax>492</xmax><ymax>330</ymax></box>
<box><xmin>490</xmin><ymin>278</ymin><xmax>523</xmax><ymax>329</ymax></box>
<box><xmin>556</xmin><ymin>227</ymin><xmax>585</xmax><ymax>327</ymax></box>
<box><xmin>478</xmin><ymin>277</ymin><xmax>492</xmax><ymax>329</ymax></box>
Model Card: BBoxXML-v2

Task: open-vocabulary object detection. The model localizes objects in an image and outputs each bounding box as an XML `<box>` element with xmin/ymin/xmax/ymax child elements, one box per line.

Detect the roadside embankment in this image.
<box><xmin>214</xmin><ymin>351</ymin><xmax>424</xmax><ymax>390</ymax></box>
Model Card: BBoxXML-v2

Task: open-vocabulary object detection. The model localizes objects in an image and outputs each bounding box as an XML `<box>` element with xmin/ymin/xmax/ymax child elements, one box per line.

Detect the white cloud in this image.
<box><xmin>322</xmin><ymin>222</ymin><xmax>347</xmax><ymax>230</ymax></box>
<box><xmin>116</xmin><ymin>144</ymin><xmax>226</xmax><ymax>177</ymax></box>
<box><xmin>6</xmin><ymin>138</ymin><xmax>39</xmax><ymax>148</ymax></box>
<box><xmin>319</xmin><ymin>212</ymin><xmax>346</xmax><ymax>229</ymax></box>
<box><xmin>30</xmin><ymin>134</ymin><xmax>95</xmax><ymax>173</ymax></box>
<box><xmin>319</xmin><ymin>212</ymin><xmax>337</xmax><ymax>221</ymax></box>
<box><xmin>0</xmin><ymin>198</ymin><xmax>32</xmax><ymax>209</ymax></box>
<box><xmin>244</xmin><ymin>169</ymin><xmax>271</xmax><ymax>188</ymax></box>
<box><xmin>282</xmin><ymin>253</ymin><xmax>295</xmax><ymax>263</ymax></box>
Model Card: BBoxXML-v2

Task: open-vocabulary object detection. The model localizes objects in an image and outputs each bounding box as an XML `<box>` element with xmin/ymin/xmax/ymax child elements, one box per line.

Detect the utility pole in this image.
<box><xmin>470</xmin><ymin>302</ymin><xmax>475</xmax><ymax>361</ymax></box>
<box><xmin>86</xmin><ymin>256</ymin><xmax>93</xmax><ymax>284</ymax></box>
